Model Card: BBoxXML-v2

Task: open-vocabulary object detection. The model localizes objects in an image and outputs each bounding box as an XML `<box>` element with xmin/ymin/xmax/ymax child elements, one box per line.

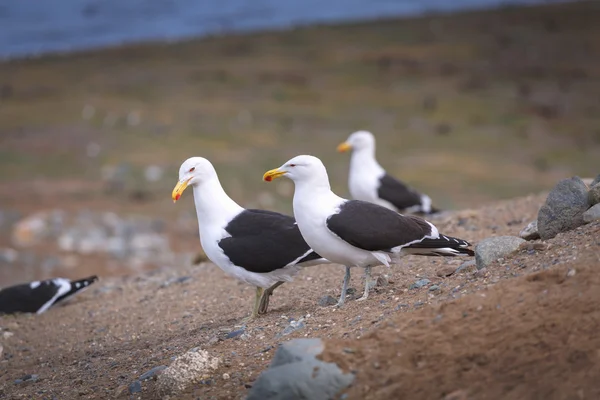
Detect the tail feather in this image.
<box><xmin>404</xmin><ymin>234</ymin><xmax>474</xmax><ymax>257</ymax></box>
<box><xmin>55</xmin><ymin>275</ymin><xmax>99</xmax><ymax>305</ymax></box>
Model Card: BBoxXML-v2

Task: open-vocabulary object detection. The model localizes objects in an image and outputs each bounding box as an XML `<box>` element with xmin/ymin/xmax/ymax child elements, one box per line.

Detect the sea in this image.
<box><xmin>0</xmin><ymin>0</ymin><xmax>557</xmax><ymax>60</ymax></box>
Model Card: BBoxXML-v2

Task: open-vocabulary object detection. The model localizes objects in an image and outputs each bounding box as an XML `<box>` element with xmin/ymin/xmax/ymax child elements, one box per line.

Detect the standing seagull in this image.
<box><xmin>0</xmin><ymin>276</ymin><xmax>98</xmax><ymax>315</ymax></box>
<box><xmin>172</xmin><ymin>157</ymin><xmax>329</xmax><ymax>321</ymax></box>
<box><xmin>263</xmin><ymin>155</ymin><xmax>473</xmax><ymax>306</ymax></box>
<box><xmin>337</xmin><ymin>130</ymin><xmax>439</xmax><ymax>215</ymax></box>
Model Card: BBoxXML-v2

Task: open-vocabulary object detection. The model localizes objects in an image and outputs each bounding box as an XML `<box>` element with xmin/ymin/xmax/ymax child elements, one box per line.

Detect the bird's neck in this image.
<box><xmin>191</xmin><ymin>179</ymin><xmax>244</xmax><ymax>227</ymax></box>
<box><xmin>350</xmin><ymin>147</ymin><xmax>384</xmax><ymax>176</ymax></box>
<box><xmin>292</xmin><ymin>175</ymin><xmax>338</xmax><ymax>218</ymax></box>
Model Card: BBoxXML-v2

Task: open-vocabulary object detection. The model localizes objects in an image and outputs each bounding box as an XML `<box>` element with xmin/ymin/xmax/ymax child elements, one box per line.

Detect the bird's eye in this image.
<box><xmin>189</xmin><ymin>167</ymin><xmax>195</xmax><ymax>172</ymax></box>
<box><xmin>289</xmin><ymin>164</ymin><xmax>296</xmax><ymax>167</ymax></box>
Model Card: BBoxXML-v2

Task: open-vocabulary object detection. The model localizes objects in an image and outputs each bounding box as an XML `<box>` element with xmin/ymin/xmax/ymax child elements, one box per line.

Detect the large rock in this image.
<box><xmin>246</xmin><ymin>338</ymin><xmax>354</xmax><ymax>400</ymax></box>
<box><xmin>537</xmin><ymin>177</ymin><xmax>590</xmax><ymax>240</ymax></box>
<box><xmin>475</xmin><ymin>236</ymin><xmax>525</xmax><ymax>270</ymax></box>
<box><xmin>156</xmin><ymin>347</ymin><xmax>220</xmax><ymax>397</ymax></box>
<box><xmin>588</xmin><ymin>183</ymin><xmax>600</xmax><ymax>206</ymax></box>
<box><xmin>583</xmin><ymin>204</ymin><xmax>600</xmax><ymax>223</ymax></box>
<box><xmin>519</xmin><ymin>220</ymin><xmax>540</xmax><ymax>241</ymax></box>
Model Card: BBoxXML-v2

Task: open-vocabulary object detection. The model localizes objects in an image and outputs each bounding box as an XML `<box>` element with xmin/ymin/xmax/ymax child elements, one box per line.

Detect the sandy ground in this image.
<box><xmin>2</xmin><ymin>192</ymin><xmax>599</xmax><ymax>399</ymax></box>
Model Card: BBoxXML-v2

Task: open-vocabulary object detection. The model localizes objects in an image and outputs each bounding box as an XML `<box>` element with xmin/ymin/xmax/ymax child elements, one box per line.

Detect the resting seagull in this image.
<box><xmin>263</xmin><ymin>155</ymin><xmax>473</xmax><ymax>306</ymax></box>
<box><xmin>0</xmin><ymin>275</ymin><xmax>98</xmax><ymax>315</ymax></box>
<box><xmin>172</xmin><ymin>157</ymin><xmax>329</xmax><ymax>321</ymax></box>
<box><xmin>337</xmin><ymin>130</ymin><xmax>439</xmax><ymax>215</ymax></box>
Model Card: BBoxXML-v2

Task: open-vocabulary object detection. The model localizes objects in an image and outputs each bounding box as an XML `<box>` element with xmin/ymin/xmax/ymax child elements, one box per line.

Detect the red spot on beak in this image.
<box><xmin>175</xmin><ymin>193</ymin><xmax>181</xmax><ymax>201</ymax></box>
<box><xmin>265</xmin><ymin>176</ymin><xmax>272</xmax><ymax>182</ymax></box>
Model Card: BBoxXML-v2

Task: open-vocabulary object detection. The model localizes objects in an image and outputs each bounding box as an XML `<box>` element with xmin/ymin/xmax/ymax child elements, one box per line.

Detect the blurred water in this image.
<box><xmin>0</xmin><ymin>0</ymin><xmax>553</xmax><ymax>60</ymax></box>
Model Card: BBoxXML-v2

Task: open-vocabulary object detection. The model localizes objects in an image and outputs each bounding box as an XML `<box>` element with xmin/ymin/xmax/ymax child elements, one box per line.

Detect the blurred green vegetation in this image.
<box><xmin>0</xmin><ymin>1</ymin><xmax>599</xmax><ymax>215</ymax></box>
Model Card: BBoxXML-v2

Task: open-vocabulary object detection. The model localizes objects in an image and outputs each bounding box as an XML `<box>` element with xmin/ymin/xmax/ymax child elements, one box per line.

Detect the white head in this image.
<box><xmin>172</xmin><ymin>157</ymin><xmax>219</xmax><ymax>202</ymax></box>
<box><xmin>337</xmin><ymin>130</ymin><xmax>376</xmax><ymax>153</ymax></box>
<box><xmin>263</xmin><ymin>155</ymin><xmax>330</xmax><ymax>188</ymax></box>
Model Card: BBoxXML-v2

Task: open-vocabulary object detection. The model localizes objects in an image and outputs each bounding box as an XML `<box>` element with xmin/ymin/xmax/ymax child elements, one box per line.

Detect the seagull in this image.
<box><xmin>263</xmin><ymin>155</ymin><xmax>473</xmax><ymax>306</ymax></box>
<box><xmin>0</xmin><ymin>276</ymin><xmax>98</xmax><ymax>315</ymax></box>
<box><xmin>172</xmin><ymin>157</ymin><xmax>329</xmax><ymax>321</ymax></box>
<box><xmin>337</xmin><ymin>130</ymin><xmax>440</xmax><ymax>215</ymax></box>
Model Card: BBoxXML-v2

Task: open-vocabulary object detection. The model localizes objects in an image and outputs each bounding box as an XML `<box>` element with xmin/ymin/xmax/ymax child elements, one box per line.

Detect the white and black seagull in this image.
<box><xmin>172</xmin><ymin>157</ymin><xmax>330</xmax><ymax>321</ymax></box>
<box><xmin>263</xmin><ymin>155</ymin><xmax>473</xmax><ymax>306</ymax></box>
<box><xmin>0</xmin><ymin>275</ymin><xmax>98</xmax><ymax>315</ymax></box>
<box><xmin>337</xmin><ymin>130</ymin><xmax>440</xmax><ymax>215</ymax></box>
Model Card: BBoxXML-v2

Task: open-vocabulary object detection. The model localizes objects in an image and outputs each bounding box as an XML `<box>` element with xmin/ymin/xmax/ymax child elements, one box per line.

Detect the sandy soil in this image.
<box><xmin>2</xmin><ymin>192</ymin><xmax>599</xmax><ymax>399</ymax></box>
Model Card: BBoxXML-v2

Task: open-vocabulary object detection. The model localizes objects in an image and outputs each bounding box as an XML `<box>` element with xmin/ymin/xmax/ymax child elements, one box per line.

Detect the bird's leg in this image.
<box><xmin>242</xmin><ymin>287</ymin><xmax>264</xmax><ymax>323</ymax></box>
<box><xmin>356</xmin><ymin>266</ymin><xmax>372</xmax><ymax>302</ymax></box>
<box><xmin>336</xmin><ymin>266</ymin><xmax>351</xmax><ymax>308</ymax></box>
<box><xmin>258</xmin><ymin>281</ymin><xmax>285</xmax><ymax>315</ymax></box>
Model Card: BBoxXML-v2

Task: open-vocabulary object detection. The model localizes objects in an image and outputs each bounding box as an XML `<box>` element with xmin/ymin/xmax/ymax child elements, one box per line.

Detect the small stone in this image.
<box><xmin>436</xmin><ymin>266</ymin><xmax>456</xmax><ymax>277</ymax></box>
<box><xmin>222</xmin><ymin>373</ymin><xmax>230</xmax><ymax>380</ymax></box>
<box><xmin>588</xmin><ymin>184</ymin><xmax>600</xmax><ymax>206</ymax></box>
<box><xmin>226</xmin><ymin>328</ymin><xmax>245</xmax><ymax>339</ymax></box>
<box><xmin>519</xmin><ymin>220</ymin><xmax>540</xmax><ymax>241</ymax></box>
<box><xmin>475</xmin><ymin>236</ymin><xmax>525</xmax><ymax>270</ymax></box>
<box><xmin>375</xmin><ymin>275</ymin><xmax>389</xmax><ymax>287</ymax></box>
<box><xmin>277</xmin><ymin>321</ymin><xmax>306</xmax><ymax>338</ymax></box>
<box><xmin>3</xmin><ymin>331</ymin><xmax>14</xmax><ymax>339</ymax></box>
<box><xmin>428</xmin><ymin>285</ymin><xmax>440</xmax><ymax>292</ymax></box>
<box><xmin>409</xmin><ymin>279</ymin><xmax>431</xmax><ymax>289</ymax></box>
<box><xmin>128</xmin><ymin>380</ymin><xmax>142</xmax><ymax>394</ymax></box>
<box><xmin>567</xmin><ymin>269</ymin><xmax>576</xmax><ymax>277</ymax></box>
<box><xmin>455</xmin><ymin>260</ymin><xmax>476</xmax><ymax>273</ymax></box>
<box><xmin>587</xmin><ymin>174</ymin><xmax>600</xmax><ymax>188</ymax></box>
<box><xmin>247</xmin><ymin>338</ymin><xmax>354</xmax><ymax>400</ymax></box>
<box><xmin>317</xmin><ymin>295</ymin><xmax>337</xmax><ymax>307</ymax></box>
<box><xmin>14</xmin><ymin>374</ymin><xmax>38</xmax><ymax>385</ymax></box>
<box><xmin>537</xmin><ymin>176</ymin><xmax>590</xmax><ymax>240</ymax></box>
<box><xmin>583</xmin><ymin>204</ymin><xmax>600</xmax><ymax>223</ymax></box>
<box><xmin>139</xmin><ymin>365</ymin><xmax>167</xmax><ymax>381</ymax></box>
<box><xmin>156</xmin><ymin>348</ymin><xmax>220</xmax><ymax>397</ymax></box>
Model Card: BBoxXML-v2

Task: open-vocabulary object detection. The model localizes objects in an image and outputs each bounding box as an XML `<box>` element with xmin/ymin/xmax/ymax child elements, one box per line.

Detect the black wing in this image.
<box><xmin>218</xmin><ymin>209</ymin><xmax>322</xmax><ymax>274</ymax></box>
<box><xmin>377</xmin><ymin>173</ymin><xmax>424</xmax><ymax>211</ymax></box>
<box><xmin>326</xmin><ymin>200</ymin><xmax>433</xmax><ymax>251</ymax></box>
<box><xmin>0</xmin><ymin>281</ymin><xmax>60</xmax><ymax>314</ymax></box>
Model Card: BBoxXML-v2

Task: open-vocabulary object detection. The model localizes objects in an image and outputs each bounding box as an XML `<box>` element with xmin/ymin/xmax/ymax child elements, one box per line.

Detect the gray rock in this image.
<box><xmin>226</xmin><ymin>328</ymin><xmax>246</xmax><ymax>339</ymax></box>
<box><xmin>591</xmin><ymin>174</ymin><xmax>600</xmax><ymax>187</ymax></box>
<box><xmin>583</xmin><ymin>204</ymin><xmax>600</xmax><ymax>223</ymax></box>
<box><xmin>537</xmin><ymin>177</ymin><xmax>590</xmax><ymax>240</ymax></box>
<box><xmin>475</xmin><ymin>236</ymin><xmax>525</xmax><ymax>270</ymax></box>
<box><xmin>128</xmin><ymin>380</ymin><xmax>142</xmax><ymax>394</ymax></box>
<box><xmin>409</xmin><ymin>278</ymin><xmax>431</xmax><ymax>289</ymax></box>
<box><xmin>588</xmin><ymin>184</ymin><xmax>600</xmax><ymax>206</ymax></box>
<box><xmin>246</xmin><ymin>338</ymin><xmax>354</xmax><ymax>400</ymax></box>
<box><xmin>160</xmin><ymin>276</ymin><xmax>192</xmax><ymax>288</ymax></box>
<box><xmin>519</xmin><ymin>220</ymin><xmax>540</xmax><ymax>241</ymax></box>
<box><xmin>455</xmin><ymin>260</ymin><xmax>476</xmax><ymax>273</ymax></box>
<box><xmin>317</xmin><ymin>295</ymin><xmax>337</xmax><ymax>307</ymax></box>
<box><xmin>277</xmin><ymin>320</ymin><xmax>306</xmax><ymax>338</ymax></box>
<box><xmin>428</xmin><ymin>285</ymin><xmax>440</xmax><ymax>292</ymax></box>
<box><xmin>139</xmin><ymin>365</ymin><xmax>167</xmax><ymax>381</ymax></box>
<box><xmin>14</xmin><ymin>374</ymin><xmax>38</xmax><ymax>385</ymax></box>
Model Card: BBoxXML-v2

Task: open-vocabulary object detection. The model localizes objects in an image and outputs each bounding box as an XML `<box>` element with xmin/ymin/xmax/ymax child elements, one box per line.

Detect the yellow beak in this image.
<box><xmin>172</xmin><ymin>179</ymin><xmax>190</xmax><ymax>203</ymax></box>
<box><xmin>337</xmin><ymin>142</ymin><xmax>352</xmax><ymax>153</ymax></box>
<box><xmin>263</xmin><ymin>168</ymin><xmax>287</xmax><ymax>182</ymax></box>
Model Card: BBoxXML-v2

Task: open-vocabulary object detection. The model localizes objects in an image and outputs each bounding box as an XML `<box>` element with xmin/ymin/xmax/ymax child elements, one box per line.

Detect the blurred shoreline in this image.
<box><xmin>0</xmin><ymin>0</ymin><xmax>556</xmax><ymax>61</ymax></box>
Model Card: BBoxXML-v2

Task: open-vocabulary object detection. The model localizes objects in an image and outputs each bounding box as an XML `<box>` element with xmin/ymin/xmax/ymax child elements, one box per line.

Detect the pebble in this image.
<box><xmin>537</xmin><ymin>176</ymin><xmax>589</xmax><ymax>240</ymax></box>
<box><xmin>588</xmin><ymin>183</ymin><xmax>600</xmax><ymax>206</ymax></box>
<box><xmin>317</xmin><ymin>295</ymin><xmax>337</xmax><ymax>307</ymax></box>
<box><xmin>226</xmin><ymin>328</ymin><xmax>246</xmax><ymax>339</ymax></box>
<box><xmin>277</xmin><ymin>320</ymin><xmax>306</xmax><ymax>338</ymax></box>
<box><xmin>160</xmin><ymin>276</ymin><xmax>192</xmax><ymax>288</ymax></box>
<box><xmin>139</xmin><ymin>365</ymin><xmax>167</xmax><ymax>381</ymax></box>
<box><xmin>14</xmin><ymin>374</ymin><xmax>39</xmax><ymax>385</ymax></box>
<box><xmin>128</xmin><ymin>380</ymin><xmax>142</xmax><ymax>394</ymax></box>
<box><xmin>222</xmin><ymin>373</ymin><xmax>230</xmax><ymax>380</ymax></box>
<box><xmin>519</xmin><ymin>220</ymin><xmax>540</xmax><ymax>241</ymax></box>
<box><xmin>455</xmin><ymin>260</ymin><xmax>476</xmax><ymax>273</ymax></box>
<box><xmin>409</xmin><ymin>279</ymin><xmax>431</xmax><ymax>289</ymax></box>
<box><xmin>428</xmin><ymin>285</ymin><xmax>440</xmax><ymax>292</ymax></box>
<box><xmin>436</xmin><ymin>266</ymin><xmax>456</xmax><ymax>277</ymax></box>
<box><xmin>583</xmin><ymin>204</ymin><xmax>600</xmax><ymax>223</ymax></box>
<box><xmin>375</xmin><ymin>275</ymin><xmax>389</xmax><ymax>287</ymax></box>
<box><xmin>475</xmin><ymin>236</ymin><xmax>525</xmax><ymax>270</ymax></box>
